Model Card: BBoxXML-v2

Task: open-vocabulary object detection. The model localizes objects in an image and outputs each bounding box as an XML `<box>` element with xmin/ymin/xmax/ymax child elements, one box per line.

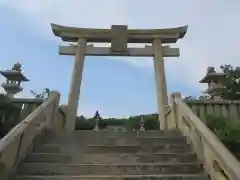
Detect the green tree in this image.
<box><xmin>30</xmin><ymin>88</ymin><xmax>50</xmax><ymax>100</ymax></box>
<box><xmin>144</xmin><ymin>114</ymin><xmax>159</xmax><ymax>130</ymax></box>
<box><xmin>75</xmin><ymin>115</ymin><xmax>95</xmax><ymax>130</ymax></box>
<box><xmin>220</xmin><ymin>64</ymin><xmax>240</xmax><ymax>100</ymax></box>
<box><xmin>126</xmin><ymin>116</ymin><xmax>140</xmax><ymax>130</ymax></box>
<box><xmin>125</xmin><ymin>114</ymin><xmax>159</xmax><ymax>130</ymax></box>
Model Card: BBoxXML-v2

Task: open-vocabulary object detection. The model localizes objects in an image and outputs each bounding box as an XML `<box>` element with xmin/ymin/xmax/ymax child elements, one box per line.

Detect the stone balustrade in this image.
<box><xmin>16</xmin><ymin>100</ymin><xmax>43</xmax><ymax>120</ymax></box>
<box><xmin>185</xmin><ymin>99</ymin><xmax>240</xmax><ymax>122</ymax></box>
<box><xmin>168</xmin><ymin>93</ymin><xmax>240</xmax><ymax>180</ymax></box>
<box><xmin>0</xmin><ymin>97</ymin><xmax>43</xmax><ymax>138</ymax></box>
<box><xmin>0</xmin><ymin>91</ymin><xmax>61</xmax><ymax>179</ymax></box>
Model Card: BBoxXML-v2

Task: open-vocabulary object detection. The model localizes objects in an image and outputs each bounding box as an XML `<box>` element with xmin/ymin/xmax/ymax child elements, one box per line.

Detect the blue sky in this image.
<box><xmin>0</xmin><ymin>0</ymin><xmax>239</xmax><ymax>117</ymax></box>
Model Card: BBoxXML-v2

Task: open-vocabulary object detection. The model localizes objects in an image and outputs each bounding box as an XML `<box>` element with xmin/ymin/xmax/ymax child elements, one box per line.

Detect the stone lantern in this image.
<box><xmin>235</xmin><ymin>66</ymin><xmax>240</xmax><ymax>96</ymax></box>
<box><xmin>199</xmin><ymin>66</ymin><xmax>226</xmax><ymax>100</ymax></box>
<box><xmin>139</xmin><ymin>116</ymin><xmax>145</xmax><ymax>131</ymax></box>
<box><xmin>93</xmin><ymin>110</ymin><xmax>100</xmax><ymax>131</ymax></box>
<box><xmin>0</xmin><ymin>63</ymin><xmax>29</xmax><ymax>98</ymax></box>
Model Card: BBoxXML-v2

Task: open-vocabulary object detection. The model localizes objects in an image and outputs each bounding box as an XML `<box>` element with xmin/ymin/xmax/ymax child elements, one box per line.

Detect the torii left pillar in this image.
<box><xmin>153</xmin><ymin>38</ymin><xmax>168</xmax><ymax>130</ymax></box>
<box><xmin>65</xmin><ymin>38</ymin><xmax>86</xmax><ymax>132</ymax></box>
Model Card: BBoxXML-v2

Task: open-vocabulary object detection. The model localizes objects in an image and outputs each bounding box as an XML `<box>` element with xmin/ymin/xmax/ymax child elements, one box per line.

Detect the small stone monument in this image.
<box><xmin>0</xmin><ymin>63</ymin><xmax>29</xmax><ymax>98</ymax></box>
<box><xmin>93</xmin><ymin>110</ymin><xmax>101</xmax><ymax>131</ymax></box>
<box><xmin>235</xmin><ymin>67</ymin><xmax>240</xmax><ymax>96</ymax></box>
<box><xmin>199</xmin><ymin>66</ymin><xmax>226</xmax><ymax>100</ymax></box>
<box><xmin>139</xmin><ymin>116</ymin><xmax>145</xmax><ymax>131</ymax></box>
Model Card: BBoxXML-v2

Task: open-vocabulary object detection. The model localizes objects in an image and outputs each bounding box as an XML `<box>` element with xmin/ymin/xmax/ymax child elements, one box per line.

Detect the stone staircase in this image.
<box><xmin>2</xmin><ymin>92</ymin><xmax>239</xmax><ymax>179</ymax></box>
<box><xmin>12</xmin><ymin>130</ymin><xmax>207</xmax><ymax>180</ymax></box>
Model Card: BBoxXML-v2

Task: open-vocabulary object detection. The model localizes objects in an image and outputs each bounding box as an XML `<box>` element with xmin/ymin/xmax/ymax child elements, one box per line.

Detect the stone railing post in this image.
<box><xmin>171</xmin><ymin>92</ymin><xmax>182</xmax><ymax>130</ymax></box>
<box><xmin>20</xmin><ymin>103</ymin><xmax>31</xmax><ymax>120</ymax></box>
<box><xmin>47</xmin><ymin>91</ymin><xmax>61</xmax><ymax>130</ymax></box>
<box><xmin>51</xmin><ymin>104</ymin><xmax>67</xmax><ymax>137</ymax></box>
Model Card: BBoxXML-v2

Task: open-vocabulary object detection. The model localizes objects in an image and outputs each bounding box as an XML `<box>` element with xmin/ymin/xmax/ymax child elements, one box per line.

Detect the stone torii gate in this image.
<box><xmin>51</xmin><ymin>24</ymin><xmax>188</xmax><ymax>132</ymax></box>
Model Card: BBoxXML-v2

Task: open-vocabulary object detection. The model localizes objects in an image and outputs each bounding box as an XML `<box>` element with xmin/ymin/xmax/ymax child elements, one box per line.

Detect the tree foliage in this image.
<box><xmin>0</xmin><ymin>95</ymin><xmax>22</xmax><ymax>138</ymax></box>
<box><xmin>183</xmin><ymin>93</ymin><xmax>210</xmax><ymax>101</ymax></box>
<box><xmin>30</xmin><ymin>88</ymin><xmax>50</xmax><ymax>100</ymax></box>
<box><xmin>126</xmin><ymin>114</ymin><xmax>159</xmax><ymax>130</ymax></box>
<box><xmin>75</xmin><ymin>112</ymin><xmax>160</xmax><ymax>131</ymax></box>
<box><xmin>220</xmin><ymin>64</ymin><xmax>240</xmax><ymax>100</ymax></box>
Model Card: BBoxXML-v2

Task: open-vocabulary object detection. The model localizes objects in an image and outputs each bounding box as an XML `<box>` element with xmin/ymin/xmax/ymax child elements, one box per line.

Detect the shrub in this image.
<box><xmin>75</xmin><ymin>118</ymin><xmax>95</xmax><ymax>130</ymax></box>
<box><xmin>204</xmin><ymin>114</ymin><xmax>240</xmax><ymax>159</ymax></box>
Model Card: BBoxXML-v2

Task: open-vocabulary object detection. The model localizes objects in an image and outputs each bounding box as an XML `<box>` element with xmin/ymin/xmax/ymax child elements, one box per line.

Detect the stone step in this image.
<box><xmin>86</xmin><ymin>144</ymin><xmax>191</xmax><ymax>154</ymax></box>
<box><xmin>89</xmin><ymin>137</ymin><xmax>186</xmax><ymax>145</ymax></box>
<box><xmin>42</xmin><ymin>131</ymin><xmax>182</xmax><ymax>145</ymax></box>
<box><xmin>33</xmin><ymin>141</ymin><xmax>190</xmax><ymax>153</ymax></box>
<box><xmin>77</xmin><ymin>152</ymin><xmax>197</xmax><ymax>163</ymax></box>
<box><xmin>72</xmin><ymin>130</ymin><xmax>179</xmax><ymax>138</ymax></box>
<box><xmin>24</xmin><ymin>152</ymin><xmax>196</xmax><ymax>163</ymax></box>
<box><xmin>25</xmin><ymin>153</ymin><xmax>71</xmax><ymax>163</ymax></box>
<box><xmin>18</xmin><ymin>163</ymin><xmax>202</xmax><ymax>175</ymax></box>
<box><xmin>13</xmin><ymin>174</ymin><xmax>206</xmax><ymax>180</ymax></box>
<box><xmin>33</xmin><ymin>144</ymin><xmax>60</xmax><ymax>153</ymax></box>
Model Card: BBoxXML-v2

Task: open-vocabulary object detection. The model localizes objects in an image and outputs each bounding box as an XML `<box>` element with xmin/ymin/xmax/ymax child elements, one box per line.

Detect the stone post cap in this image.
<box><xmin>49</xmin><ymin>91</ymin><xmax>61</xmax><ymax>97</ymax></box>
<box><xmin>171</xmin><ymin>92</ymin><xmax>182</xmax><ymax>98</ymax></box>
<box><xmin>235</xmin><ymin>66</ymin><xmax>240</xmax><ymax>73</ymax></box>
<box><xmin>59</xmin><ymin>104</ymin><xmax>68</xmax><ymax>111</ymax></box>
<box><xmin>207</xmin><ymin>66</ymin><xmax>216</xmax><ymax>73</ymax></box>
<box><xmin>12</xmin><ymin>62</ymin><xmax>22</xmax><ymax>71</ymax></box>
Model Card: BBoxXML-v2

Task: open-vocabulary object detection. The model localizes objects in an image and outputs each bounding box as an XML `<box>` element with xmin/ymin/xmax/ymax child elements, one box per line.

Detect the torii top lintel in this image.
<box><xmin>51</xmin><ymin>23</ymin><xmax>188</xmax><ymax>44</ymax></box>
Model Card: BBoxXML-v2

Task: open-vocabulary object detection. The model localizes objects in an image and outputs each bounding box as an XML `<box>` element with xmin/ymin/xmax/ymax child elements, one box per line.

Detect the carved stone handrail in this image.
<box><xmin>0</xmin><ymin>91</ymin><xmax>60</xmax><ymax>179</ymax></box>
<box><xmin>170</xmin><ymin>93</ymin><xmax>240</xmax><ymax>180</ymax></box>
<box><xmin>184</xmin><ymin>99</ymin><xmax>240</xmax><ymax>123</ymax></box>
<box><xmin>185</xmin><ymin>99</ymin><xmax>240</xmax><ymax>104</ymax></box>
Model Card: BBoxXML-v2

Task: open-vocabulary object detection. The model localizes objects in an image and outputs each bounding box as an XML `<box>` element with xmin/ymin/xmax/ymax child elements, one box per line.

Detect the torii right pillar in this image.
<box><xmin>152</xmin><ymin>25</ymin><xmax>188</xmax><ymax>129</ymax></box>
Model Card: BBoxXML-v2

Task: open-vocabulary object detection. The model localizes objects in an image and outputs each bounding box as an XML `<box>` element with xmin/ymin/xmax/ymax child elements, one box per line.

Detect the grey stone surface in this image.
<box><xmin>12</xmin><ymin>130</ymin><xmax>206</xmax><ymax>180</ymax></box>
<box><xmin>13</xmin><ymin>174</ymin><xmax>206</xmax><ymax>180</ymax></box>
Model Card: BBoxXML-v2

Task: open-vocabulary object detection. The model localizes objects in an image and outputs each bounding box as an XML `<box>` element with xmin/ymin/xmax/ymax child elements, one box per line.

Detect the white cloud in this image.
<box><xmin>1</xmin><ymin>0</ymin><xmax>240</xmax><ymax>93</ymax></box>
